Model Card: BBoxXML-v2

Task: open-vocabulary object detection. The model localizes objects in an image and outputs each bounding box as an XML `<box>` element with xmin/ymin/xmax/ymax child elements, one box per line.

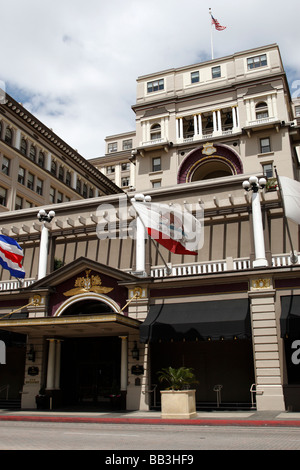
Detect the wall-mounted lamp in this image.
<box><xmin>28</xmin><ymin>345</ymin><xmax>35</xmax><ymax>362</ymax></box>
<box><xmin>131</xmin><ymin>341</ymin><xmax>140</xmax><ymax>360</ymax></box>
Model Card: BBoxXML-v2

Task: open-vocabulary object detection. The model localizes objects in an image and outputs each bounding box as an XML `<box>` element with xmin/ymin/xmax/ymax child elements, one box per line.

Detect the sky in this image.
<box><xmin>1</xmin><ymin>0</ymin><xmax>300</xmax><ymax>159</ymax></box>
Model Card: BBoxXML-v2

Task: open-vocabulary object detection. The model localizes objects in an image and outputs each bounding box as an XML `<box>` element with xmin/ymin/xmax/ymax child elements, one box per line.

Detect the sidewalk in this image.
<box><xmin>1</xmin><ymin>408</ymin><xmax>300</xmax><ymax>427</ymax></box>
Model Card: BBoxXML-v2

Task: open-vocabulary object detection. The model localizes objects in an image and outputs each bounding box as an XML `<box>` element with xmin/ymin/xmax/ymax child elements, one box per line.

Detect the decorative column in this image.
<box><xmin>193</xmin><ymin>115</ymin><xmax>198</xmax><ymax>136</ymax></box>
<box><xmin>120</xmin><ymin>336</ymin><xmax>128</xmax><ymax>390</ymax></box>
<box><xmin>131</xmin><ymin>194</ymin><xmax>151</xmax><ymax>275</ymax></box>
<box><xmin>198</xmin><ymin>114</ymin><xmax>202</xmax><ymax>137</ymax></box>
<box><xmin>37</xmin><ymin>209</ymin><xmax>55</xmax><ymax>279</ymax></box>
<box><xmin>46</xmin><ymin>339</ymin><xmax>56</xmax><ymax>390</ymax></box>
<box><xmin>54</xmin><ymin>340</ymin><xmax>62</xmax><ymax>390</ymax></box>
<box><xmin>217</xmin><ymin>110</ymin><xmax>222</xmax><ymax>132</ymax></box>
<box><xmin>242</xmin><ymin>176</ymin><xmax>268</xmax><ymax>268</ymax></box>
<box><xmin>212</xmin><ymin>111</ymin><xmax>217</xmax><ymax>133</ymax></box>
<box><xmin>232</xmin><ymin>106</ymin><xmax>237</xmax><ymax>129</ymax></box>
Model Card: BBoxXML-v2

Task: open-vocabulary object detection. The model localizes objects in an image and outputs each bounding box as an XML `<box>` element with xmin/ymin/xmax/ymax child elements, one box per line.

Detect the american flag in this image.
<box><xmin>211</xmin><ymin>14</ymin><xmax>226</xmax><ymax>31</ymax></box>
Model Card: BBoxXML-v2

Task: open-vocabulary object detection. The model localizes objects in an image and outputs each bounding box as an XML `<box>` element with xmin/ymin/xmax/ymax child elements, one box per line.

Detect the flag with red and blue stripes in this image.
<box><xmin>0</xmin><ymin>235</ymin><xmax>25</xmax><ymax>279</ymax></box>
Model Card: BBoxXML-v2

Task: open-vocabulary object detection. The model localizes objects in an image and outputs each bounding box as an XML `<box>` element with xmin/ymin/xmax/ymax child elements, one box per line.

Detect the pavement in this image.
<box><xmin>1</xmin><ymin>408</ymin><xmax>300</xmax><ymax>427</ymax></box>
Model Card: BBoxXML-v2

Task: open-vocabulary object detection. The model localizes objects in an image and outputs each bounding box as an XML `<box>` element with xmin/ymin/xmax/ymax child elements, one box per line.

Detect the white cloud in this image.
<box><xmin>1</xmin><ymin>0</ymin><xmax>300</xmax><ymax>158</ymax></box>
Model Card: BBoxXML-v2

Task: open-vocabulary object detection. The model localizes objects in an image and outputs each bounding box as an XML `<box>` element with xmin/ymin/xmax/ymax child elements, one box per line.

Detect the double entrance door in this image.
<box><xmin>60</xmin><ymin>336</ymin><xmax>121</xmax><ymax>408</ymax></box>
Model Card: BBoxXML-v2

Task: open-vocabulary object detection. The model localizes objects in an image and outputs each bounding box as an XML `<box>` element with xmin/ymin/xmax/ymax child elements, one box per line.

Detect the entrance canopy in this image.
<box><xmin>140</xmin><ymin>298</ymin><xmax>251</xmax><ymax>343</ymax></box>
<box><xmin>280</xmin><ymin>295</ymin><xmax>300</xmax><ymax>338</ymax></box>
<box><xmin>0</xmin><ymin>313</ymin><xmax>141</xmax><ymax>338</ymax></box>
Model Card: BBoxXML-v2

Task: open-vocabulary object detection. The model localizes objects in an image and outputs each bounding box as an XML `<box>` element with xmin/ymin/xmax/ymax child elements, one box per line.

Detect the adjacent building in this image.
<box><xmin>1</xmin><ymin>44</ymin><xmax>300</xmax><ymax>412</ymax></box>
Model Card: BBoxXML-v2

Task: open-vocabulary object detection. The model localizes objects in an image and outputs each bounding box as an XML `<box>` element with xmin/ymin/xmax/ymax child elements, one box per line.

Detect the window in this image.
<box><xmin>18</xmin><ymin>167</ymin><xmax>25</xmax><ymax>185</ymax></box>
<box><xmin>76</xmin><ymin>179</ymin><xmax>81</xmax><ymax>193</ymax></box>
<box><xmin>147</xmin><ymin>79</ymin><xmax>164</xmax><ymax>93</ymax></box>
<box><xmin>82</xmin><ymin>183</ymin><xmax>88</xmax><ymax>198</ymax></box>
<box><xmin>121</xmin><ymin>162</ymin><xmax>130</xmax><ymax>171</ymax></box>
<box><xmin>58</xmin><ymin>166</ymin><xmax>64</xmax><ymax>181</ymax></box>
<box><xmin>27</xmin><ymin>172</ymin><xmax>34</xmax><ymax>190</ymax></box>
<box><xmin>0</xmin><ymin>186</ymin><xmax>7</xmax><ymax>206</ymax></box>
<box><xmin>57</xmin><ymin>191</ymin><xmax>63</xmax><ymax>203</ymax></box>
<box><xmin>152</xmin><ymin>180</ymin><xmax>161</xmax><ymax>188</ymax></box>
<box><xmin>191</xmin><ymin>71</ymin><xmax>199</xmax><ymax>83</ymax></box>
<box><xmin>256</xmin><ymin>102</ymin><xmax>269</xmax><ymax>120</ymax></box>
<box><xmin>38</xmin><ymin>151</ymin><xmax>45</xmax><ymax>168</ymax></box>
<box><xmin>15</xmin><ymin>195</ymin><xmax>23</xmax><ymax>210</ymax></box>
<box><xmin>211</xmin><ymin>66</ymin><xmax>221</xmax><ymax>79</ymax></box>
<box><xmin>247</xmin><ymin>54</ymin><xmax>267</xmax><ymax>70</ymax></box>
<box><xmin>122</xmin><ymin>139</ymin><xmax>132</xmax><ymax>150</ymax></box>
<box><xmin>260</xmin><ymin>137</ymin><xmax>271</xmax><ymax>153</ymax></box>
<box><xmin>4</xmin><ymin>127</ymin><xmax>12</xmax><ymax>145</ymax></box>
<box><xmin>66</xmin><ymin>171</ymin><xmax>71</xmax><ymax>187</ymax></box>
<box><xmin>51</xmin><ymin>160</ymin><xmax>57</xmax><ymax>176</ymax></box>
<box><xmin>150</xmin><ymin>124</ymin><xmax>161</xmax><ymax>140</ymax></box>
<box><xmin>24</xmin><ymin>200</ymin><xmax>34</xmax><ymax>209</ymax></box>
<box><xmin>20</xmin><ymin>138</ymin><xmax>27</xmax><ymax>156</ymax></box>
<box><xmin>107</xmin><ymin>166</ymin><xmax>115</xmax><ymax>174</ymax></box>
<box><xmin>89</xmin><ymin>188</ymin><xmax>94</xmax><ymax>198</ymax></box>
<box><xmin>295</xmin><ymin>106</ymin><xmax>300</xmax><ymax>117</ymax></box>
<box><xmin>108</xmin><ymin>142</ymin><xmax>117</xmax><ymax>153</ymax></box>
<box><xmin>29</xmin><ymin>145</ymin><xmax>36</xmax><ymax>162</ymax></box>
<box><xmin>36</xmin><ymin>178</ymin><xmax>43</xmax><ymax>196</ymax></box>
<box><xmin>152</xmin><ymin>157</ymin><xmax>161</xmax><ymax>172</ymax></box>
<box><xmin>262</xmin><ymin>163</ymin><xmax>273</xmax><ymax>179</ymax></box>
<box><xmin>2</xmin><ymin>156</ymin><xmax>10</xmax><ymax>176</ymax></box>
<box><xmin>121</xmin><ymin>177</ymin><xmax>130</xmax><ymax>187</ymax></box>
<box><xmin>50</xmin><ymin>187</ymin><xmax>56</xmax><ymax>203</ymax></box>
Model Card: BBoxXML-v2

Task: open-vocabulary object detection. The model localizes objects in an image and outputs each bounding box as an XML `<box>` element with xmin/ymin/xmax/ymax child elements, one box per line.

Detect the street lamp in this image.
<box><xmin>37</xmin><ymin>209</ymin><xmax>55</xmax><ymax>279</ymax></box>
<box><xmin>242</xmin><ymin>176</ymin><xmax>268</xmax><ymax>268</ymax></box>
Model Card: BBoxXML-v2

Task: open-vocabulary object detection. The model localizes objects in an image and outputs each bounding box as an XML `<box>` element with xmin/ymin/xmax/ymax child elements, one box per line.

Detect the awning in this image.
<box><xmin>140</xmin><ymin>298</ymin><xmax>251</xmax><ymax>343</ymax></box>
<box><xmin>0</xmin><ymin>313</ymin><xmax>141</xmax><ymax>338</ymax></box>
<box><xmin>280</xmin><ymin>295</ymin><xmax>300</xmax><ymax>338</ymax></box>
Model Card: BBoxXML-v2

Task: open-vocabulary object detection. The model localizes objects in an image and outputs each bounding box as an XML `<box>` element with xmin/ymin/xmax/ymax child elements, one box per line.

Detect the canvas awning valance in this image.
<box><xmin>280</xmin><ymin>295</ymin><xmax>300</xmax><ymax>338</ymax></box>
<box><xmin>140</xmin><ymin>298</ymin><xmax>251</xmax><ymax>343</ymax></box>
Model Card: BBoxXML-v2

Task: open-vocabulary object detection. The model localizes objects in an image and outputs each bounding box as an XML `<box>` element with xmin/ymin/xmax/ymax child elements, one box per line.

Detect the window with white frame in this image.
<box><xmin>15</xmin><ymin>195</ymin><xmax>23</xmax><ymax>210</ymax></box>
<box><xmin>152</xmin><ymin>157</ymin><xmax>161</xmax><ymax>172</ymax></box>
<box><xmin>122</xmin><ymin>139</ymin><xmax>132</xmax><ymax>150</ymax></box>
<box><xmin>27</xmin><ymin>172</ymin><xmax>34</xmax><ymax>190</ymax></box>
<box><xmin>121</xmin><ymin>177</ymin><xmax>130</xmax><ymax>187</ymax></box>
<box><xmin>2</xmin><ymin>156</ymin><xmax>10</xmax><ymax>176</ymax></box>
<box><xmin>256</xmin><ymin>102</ymin><xmax>269</xmax><ymax>120</ymax></box>
<box><xmin>18</xmin><ymin>167</ymin><xmax>25</xmax><ymax>185</ymax></box>
<box><xmin>0</xmin><ymin>186</ymin><xmax>7</xmax><ymax>206</ymax></box>
<box><xmin>211</xmin><ymin>66</ymin><xmax>221</xmax><ymax>79</ymax></box>
<box><xmin>262</xmin><ymin>163</ymin><xmax>273</xmax><ymax>179</ymax></box>
<box><xmin>147</xmin><ymin>79</ymin><xmax>164</xmax><ymax>93</ymax></box>
<box><xmin>36</xmin><ymin>178</ymin><xmax>43</xmax><ymax>195</ymax></box>
<box><xmin>247</xmin><ymin>54</ymin><xmax>267</xmax><ymax>70</ymax></box>
<box><xmin>260</xmin><ymin>137</ymin><xmax>271</xmax><ymax>153</ymax></box>
<box><xmin>150</xmin><ymin>124</ymin><xmax>161</xmax><ymax>140</ymax></box>
<box><xmin>108</xmin><ymin>142</ymin><xmax>117</xmax><ymax>153</ymax></box>
<box><xmin>107</xmin><ymin>165</ymin><xmax>115</xmax><ymax>174</ymax></box>
<box><xmin>191</xmin><ymin>71</ymin><xmax>199</xmax><ymax>83</ymax></box>
<box><xmin>121</xmin><ymin>162</ymin><xmax>130</xmax><ymax>171</ymax></box>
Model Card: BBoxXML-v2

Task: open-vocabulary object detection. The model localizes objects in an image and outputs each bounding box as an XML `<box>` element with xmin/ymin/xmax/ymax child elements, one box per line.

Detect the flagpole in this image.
<box><xmin>209</xmin><ymin>8</ymin><xmax>214</xmax><ymax>60</ymax></box>
<box><xmin>274</xmin><ymin>167</ymin><xmax>298</xmax><ymax>264</ymax></box>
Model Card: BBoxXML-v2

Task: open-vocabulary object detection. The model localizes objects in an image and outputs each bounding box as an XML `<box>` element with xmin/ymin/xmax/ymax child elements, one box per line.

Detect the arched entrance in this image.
<box><xmin>48</xmin><ymin>294</ymin><xmax>127</xmax><ymax>410</ymax></box>
<box><xmin>177</xmin><ymin>143</ymin><xmax>243</xmax><ymax>184</ymax></box>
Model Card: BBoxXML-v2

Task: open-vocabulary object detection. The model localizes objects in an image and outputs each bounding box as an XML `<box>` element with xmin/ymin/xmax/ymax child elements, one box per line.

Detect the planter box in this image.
<box><xmin>160</xmin><ymin>390</ymin><xmax>197</xmax><ymax>419</ymax></box>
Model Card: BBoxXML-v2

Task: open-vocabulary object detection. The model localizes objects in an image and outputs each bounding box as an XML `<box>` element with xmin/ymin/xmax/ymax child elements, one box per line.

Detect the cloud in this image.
<box><xmin>1</xmin><ymin>0</ymin><xmax>300</xmax><ymax>158</ymax></box>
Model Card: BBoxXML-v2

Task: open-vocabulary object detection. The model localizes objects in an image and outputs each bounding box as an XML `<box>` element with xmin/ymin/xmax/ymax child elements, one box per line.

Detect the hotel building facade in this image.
<box><xmin>1</xmin><ymin>43</ymin><xmax>300</xmax><ymax>412</ymax></box>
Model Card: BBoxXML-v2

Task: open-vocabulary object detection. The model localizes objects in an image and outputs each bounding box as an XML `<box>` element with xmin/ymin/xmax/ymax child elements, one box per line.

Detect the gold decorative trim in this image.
<box><xmin>63</xmin><ymin>270</ymin><xmax>113</xmax><ymax>297</ymax></box>
<box><xmin>202</xmin><ymin>142</ymin><xmax>217</xmax><ymax>156</ymax></box>
<box><xmin>251</xmin><ymin>278</ymin><xmax>271</xmax><ymax>290</ymax></box>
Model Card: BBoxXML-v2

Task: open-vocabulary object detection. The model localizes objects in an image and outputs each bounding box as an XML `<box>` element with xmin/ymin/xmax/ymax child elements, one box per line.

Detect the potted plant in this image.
<box><xmin>157</xmin><ymin>366</ymin><xmax>198</xmax><ymax>419</ymax></box>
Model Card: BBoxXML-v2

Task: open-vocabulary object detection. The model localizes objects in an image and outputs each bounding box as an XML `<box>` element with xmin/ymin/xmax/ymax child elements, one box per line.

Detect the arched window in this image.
<box><xmin>29</xmin><ymin>145</ymin><xmax>36</xmax><ymax>162</ymax></box>
<box><xmin>4</xmin><ymin>127</ymin><xmax>12</xmax><ymax>145</ymax></box>
<box><xmin>38</xmin><ymin>151</ymin><xmax>45</xmax><ymax>167</ymax></box>
<box><xmin>20</xmin><ymin>138</ymin><xmax>27</xmax><ymax>155</ymax></box>
<box><xmin>150</xmin><ymin>123</ymin><xmax>161</xmax><ymax>140</ymax></box>
<box><xmin>51</xmin><ymin>159</ymin><xmax>57</xmax><ymax>176</ymax></box>
<box><xmin>58</xmin><ymin>165</ymin><xmax>64</xmax><ymax>181</ymax></box>
<box><xmin>255</xmin><ymin>101</ymin><xmax>269</xmax><ymax>120</ymax></box>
